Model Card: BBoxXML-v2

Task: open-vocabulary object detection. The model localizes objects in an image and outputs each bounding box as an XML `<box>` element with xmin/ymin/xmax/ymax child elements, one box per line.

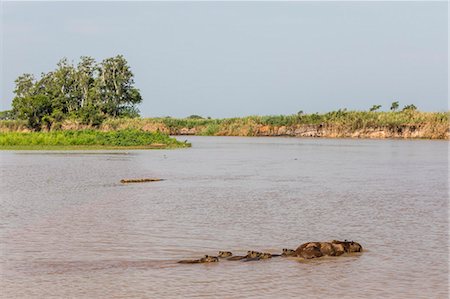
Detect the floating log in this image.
<box><xmin>120</xmin><ymin>178</ymin><xmax>164</xmax><ymax>183</ymax></box>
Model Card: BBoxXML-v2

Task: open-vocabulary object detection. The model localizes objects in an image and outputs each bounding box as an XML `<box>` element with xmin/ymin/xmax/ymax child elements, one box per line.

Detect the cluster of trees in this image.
<box><xmin>9</xmin><ymin>55</ymin><xmax>142</xmax><ymax>130</ymax></box>
<box><xmin>369</xmin><ymin>101</ymin><xmax>417</xmax><ymax>112</ymax></box>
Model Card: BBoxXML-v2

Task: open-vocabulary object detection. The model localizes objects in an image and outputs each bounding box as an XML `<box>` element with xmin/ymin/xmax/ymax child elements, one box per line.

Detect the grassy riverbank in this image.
<box><xmin>1</xmin><ymin>110</ymin><xmax>449</xmax><ymax>139</ymax></box>
<box><xmin>0</xmin><ymin>130</ymin><xmax>190</xmax><ymax>150</ymax></box>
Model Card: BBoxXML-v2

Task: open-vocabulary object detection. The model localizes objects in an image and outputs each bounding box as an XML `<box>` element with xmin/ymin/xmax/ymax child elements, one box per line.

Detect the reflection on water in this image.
<box><xmin>0</xmin><ymin>137</ymin><xmax>447</xmax><ymax>298</ymax></box>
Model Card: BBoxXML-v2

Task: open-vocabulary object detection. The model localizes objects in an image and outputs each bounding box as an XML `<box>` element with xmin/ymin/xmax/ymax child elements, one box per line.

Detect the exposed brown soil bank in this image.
<box><xmin>165</xmin><ymin>123</ymin><xmax>448</xmax><ymax>139</ymax></box>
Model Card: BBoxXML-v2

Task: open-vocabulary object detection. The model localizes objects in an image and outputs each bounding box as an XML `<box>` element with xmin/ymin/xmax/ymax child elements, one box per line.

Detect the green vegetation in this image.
<box><xmin>1</xmin><ymin>92</ymin><xmax>448</xmax><ymax>140</ymax></box>
<box><xmin>93</xmin><ymin>107</ymin><xmax>448</xmax><ymax>139</ymax></box>
<box><xmin>390</xmin><ymin>101</ymin><xmax>399</xmax><ymax>111</ymax></box>
<box><xmin>0</xmin><ymin>110</ymin><xmax>448</xmax><ymax>139</ymax></box>
<box><xmin>0</xmin><ymin>130</ymin><xmax>190</xmax><ymax>150</ymax></box>
<box><xmin>369</xmin><ymin>105</ymin><xmax>382</xmax><ymax>112</ymax></box>
<box><xmin>9</xmin><ymin>55</ymin><xmax>142</xmax><ymax>131</ymax></box>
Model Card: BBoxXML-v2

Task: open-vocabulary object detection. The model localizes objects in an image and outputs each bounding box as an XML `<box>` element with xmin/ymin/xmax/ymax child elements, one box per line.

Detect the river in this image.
<box><xmin>0</xmin><ymin>136</ymin><xmax>447</xmax><ymax>298</ymax></box>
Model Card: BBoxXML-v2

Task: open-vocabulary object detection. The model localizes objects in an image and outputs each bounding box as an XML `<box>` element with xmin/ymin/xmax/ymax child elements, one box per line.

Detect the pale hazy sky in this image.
<box><xmin>1</xmin><ymin>1</ymin><xmax>448</xmax><ymax>117</ymax></box>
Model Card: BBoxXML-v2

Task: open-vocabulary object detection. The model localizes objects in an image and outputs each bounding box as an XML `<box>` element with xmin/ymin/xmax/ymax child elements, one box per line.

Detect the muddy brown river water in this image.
<box><xmin>0</xmin><ymin>136</ymin><xmax>448</xmax><ymax>298</ymax></box>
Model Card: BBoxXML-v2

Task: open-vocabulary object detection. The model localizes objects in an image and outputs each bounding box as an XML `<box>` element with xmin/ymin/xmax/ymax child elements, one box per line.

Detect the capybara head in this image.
<box><xmin>348</xmin><ymin>241</ymin><xmax>363</xmax><ymax>252</ymax></box>
<box><xmin>247</xmin><ymin>251</ymin><xmax>262</xmax><ymax>258</ymax></box>
<box><xmin>200</xmin><ymin>255</ymin><xmax>219</xmax><ymax>263</ymax></box>
<box><xmin>218</xmin><ymin>251</ymin><xmax>233</xmax><ymax>258</ymax></box>
<box><xmin>282</xmin><ymin>248</ymin><xmax>296</xmax><ymax>256</ymax></box>
<box><xmin>260</xmin><ymin>253</ymin><xmax>272</xmax><ymax>259</ymax></box>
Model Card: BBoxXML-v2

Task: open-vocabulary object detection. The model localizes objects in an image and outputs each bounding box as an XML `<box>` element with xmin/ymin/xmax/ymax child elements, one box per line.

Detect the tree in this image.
<box><xmin>10</xmin><ymin>55</ymin><xmax>143</xmax><ymax>130</ymax></box>
<box><xmin>0</xmin><ymin>110</ymin><xmax>15</xmax><ymax>120</ymax></box>
<box><xmin>402</xmin><ymin>104</ymin><xmax>417</xmax><ymax>111</ymax></box>
<box><xmin>369</xmin><ymin>105</ymin><xmax>382</xmax><ymax>112</ymax></box>
<box><xmin>52</xmin><ymin>58</ymin><xmax>79</xmax><ymax>113</ymax></box>
<box><xmin>390</xmin><ymin>101</ymin><xmax>399</xmax><ymax>111</ymax></box>
<box><xmin>12</xmin><ymin>95</ymin><xmax>53</xmax><ymax>130</ymax></box>
<box><xmin>76</xmin><ymin>56</ymin><xmax>96</xmax><ymax>108</ymax></box>
<box><xmin>14</xmin><ymin>74</ymin><xmax>36</xmax><ymax>98</ymax></box>
<box><xmin>96</xmin><ymin>55</ymin><xmax>142</xmax><ymax>117</ymax></box>
<box><xmin>187</xmin><ymin>115</ymin><xmax>203</xmax><ymax>119</ymax></box>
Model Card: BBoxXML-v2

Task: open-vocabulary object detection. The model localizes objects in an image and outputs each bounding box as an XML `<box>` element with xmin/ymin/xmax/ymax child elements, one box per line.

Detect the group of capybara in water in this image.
<box><xmin>178</xmin><ymin>240</ymin><xmax>363</xmax><ymax>264</ymax></box>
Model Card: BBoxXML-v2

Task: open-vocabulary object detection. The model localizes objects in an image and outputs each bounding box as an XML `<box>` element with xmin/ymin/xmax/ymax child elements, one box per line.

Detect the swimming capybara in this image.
<box><xmin>218</xmin><ymin>251</ymin><xmax>233</xmax><ymax>258</ymax></box>
<box><xmin>227</xmin><ymin>251</ymin><xmax>262</xmax><ymax>261</ymax></box>
<box><xmin>260</xmin><ymin>252</ymin><xmax>281</xmax><ymax>259</ymax></box>
<box><xmin>296</xmin><ymin>240</ymin><xmax>363</xmax><ymax>258</ymax></box>
<box><xmin>281</xmin><ymin>248</ymin><xmax>296</xmax><ymax>257</ymax></box>
<box><xmin>178</xmin><ymin>255</ymin><xmax>219</xmax><ymax>264</ymax></box>
<box><xmin>243</xmin><ymin>251</ymin><xmax>263</xmax><ymax>261</ymax></box>
<box><xmin>295</xmin><ymin>241</ymin><xmax>342</xmax><ymax>258</ymax></box>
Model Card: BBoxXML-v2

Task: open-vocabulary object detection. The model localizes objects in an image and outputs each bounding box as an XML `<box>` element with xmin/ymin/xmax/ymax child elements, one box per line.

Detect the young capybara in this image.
<box><xmin>281</xmin><ymin>248</ymin><xmax>296</xmax><ymax>257</ymax></box>
<box><xmin>243</xmin><ymin>251</ymin><xmax>263</xmax><ymax>261</ymax></box>
<box><xmin>178</xmin><ymin>255</ymin><xmax>219</xmax><ymax>264</ymax></box>
<box><xmin>227</xmin><ymin>251</ymin><xmax>261</xmax><ymax>261</ymax></box>
<box><xmin>260</xmin><ymin>252</ymin><xmax>281</xmax><ymax>259</ymax></box>
<box><xmin>218</xmin><ymin>251</ymin><xmax>233</xmax><ymax>258</ymax></box>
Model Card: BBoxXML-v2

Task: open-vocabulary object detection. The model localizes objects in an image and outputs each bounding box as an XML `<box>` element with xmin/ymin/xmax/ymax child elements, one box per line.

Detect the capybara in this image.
<box><xmin>218</xmin><ymin>251</ymin><xmax>233</xmax><ymax>258</ymax></box>
<box><xmin>281</xmin><ymin>248</ymin><xmax>296</xmax><ymax>257</ymax></box>
<box><xmin>178</xmin><ymin>255</ymin><xmax>219</xmax><ymax>264</ymax></box>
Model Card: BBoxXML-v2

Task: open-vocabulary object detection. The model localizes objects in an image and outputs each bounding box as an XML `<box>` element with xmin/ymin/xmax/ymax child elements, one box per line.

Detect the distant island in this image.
<box><xmin>0</xmin><ymin>55</ymin><xmax>448</xmax><ymax>148</ymax></box>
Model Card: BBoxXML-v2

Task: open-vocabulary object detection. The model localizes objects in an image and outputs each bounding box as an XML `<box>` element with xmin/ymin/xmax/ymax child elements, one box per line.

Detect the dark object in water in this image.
<box><xmin>120</xmin><ymin>178</ymin><xmax>164</xmax><ymax>183</ymax></box>
<box><xmin>243</xmin><ymin>257</ymin><xmax>260</xmax><ymax>262</ymax></box>
<box><xmin>227</xmin><ymin>255</ymin><xmax>247</xmax><ymax>261</ymax></box>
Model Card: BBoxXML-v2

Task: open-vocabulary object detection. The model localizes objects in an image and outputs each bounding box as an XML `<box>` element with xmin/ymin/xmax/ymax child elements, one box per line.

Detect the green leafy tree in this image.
<box><xmin>390</xmin><ymin>101</ymin><xmax>399</xmax><ymax>111</ymax></box>
<box><xmin>96</xmin><ymin>55</ymin><xmax>142</xmax><ymax>117</ymax></box>
<box><xmin>14</xmin><ymin>74</ymin><xmax>36</xmax><ymax>98</ymax></box>
<box><xmin>10</xmin><ymin>55</ymin><xmax>142</xmax><ymax>130</ymax></box>
<box><xmin>369</xmin><ymin>105</ymin><xmax>382</xmax><ymax>112</ymax></box>
<box><xmin>187</xmin><ymin>115</ymin><xmax>203</xmax><ymax>119</ymax></box>
<box><xmin>402</xmin><ymin>104</ymin><xmax>417</xmax><ymax>111</ymax></box>
<box><xmin>79</xmin><ymin>104</ymin><xmax>105</xmax><ymax>126</ymax></box>
<box><xmin>12</xmin><ymin>95</ymin><xmax>53</xmax><ymax>130</ymax></box>
<box><xmin>0</xmin><ymin>110</ymin><xmax>15</xmax><ymax>120</ymax></box>
<box><xmin>76</xmin><ymin>56</ymin><xmax>97</xmax><ymax>108</ymax></box>
<box><xmin>52</xmin><ymin>58</ymin><xmax>79</xmax><ymax>113</ymax></box>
